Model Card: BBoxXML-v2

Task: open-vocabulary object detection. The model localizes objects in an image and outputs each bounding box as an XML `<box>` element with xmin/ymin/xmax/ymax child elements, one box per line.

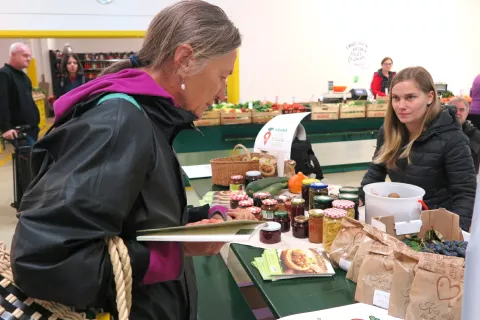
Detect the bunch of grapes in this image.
<box><xmin>421</xmin><ymin>240</ymin><xmax>468</xmax><ymax>258</ymax></box>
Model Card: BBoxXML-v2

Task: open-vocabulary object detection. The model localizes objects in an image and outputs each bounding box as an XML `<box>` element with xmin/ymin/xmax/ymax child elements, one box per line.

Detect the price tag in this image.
<box><xmin>339</xmin><ymin>258</ymin><xmax>352</xmax><ymax>272</ymax></box>
<box><xmin>373</xmin><ymin>289</ymin><xmax>390</xmax><ymax>309</ymax></box>
<box><xmin>248</xmin><ymin>101</ymin><xmax>253</xmax><ymax>109</ymax></box>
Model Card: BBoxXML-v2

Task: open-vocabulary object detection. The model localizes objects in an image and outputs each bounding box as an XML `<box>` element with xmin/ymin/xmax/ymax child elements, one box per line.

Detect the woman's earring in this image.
<box><xmin>181</xmin><ymin>79</ymin><xmax>186</xmax><ymax>91</ymax></box>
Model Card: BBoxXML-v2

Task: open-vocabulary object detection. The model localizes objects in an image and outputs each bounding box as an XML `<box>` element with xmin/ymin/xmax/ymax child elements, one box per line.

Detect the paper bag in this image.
<box><xmin>329</xmin><ymin>217</ymin><xmax>365</xmax><ymax>271</ymax></box>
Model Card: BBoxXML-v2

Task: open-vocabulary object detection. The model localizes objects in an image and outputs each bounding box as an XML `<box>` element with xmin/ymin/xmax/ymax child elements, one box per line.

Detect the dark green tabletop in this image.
<box><xmin>230</xmin><ymin>244</ymin><xmax>357</xmax><ymax>319</ymax></box>
<box><xmin>193</xmin><ymin>255</ymin><xmax>256</xmax><ymax>320</ymax></box>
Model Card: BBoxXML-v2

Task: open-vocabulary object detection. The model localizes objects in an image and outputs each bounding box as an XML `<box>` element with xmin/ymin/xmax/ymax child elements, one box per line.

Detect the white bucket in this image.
<box><xmin>363</xmin><ymin>182</ymin><xmax>426</xmax><ymax>224</ymax></box>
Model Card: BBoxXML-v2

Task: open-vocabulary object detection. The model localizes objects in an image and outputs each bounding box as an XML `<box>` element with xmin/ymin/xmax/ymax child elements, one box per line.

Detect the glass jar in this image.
<box><xmin>260</xmin><ymin>222</ymin><xmax>281</xmax><ymax>244</ymax></box>
<box><xmin>339</xmin><ymin>186</ymin><xmax>360</xmax><ymax>195</ymax></box>
<box><xmin>276</xmin><ymin>195</ymin><xmax>292</xmax><ymax>213</ymax></box>
<box><xmin>332</xmin><ymin>200</ymin><xmax>355</xmax><ymax>219</ymax></box>
<box><xmin>253</xmin><ymin>192</ymin><xmax>271</xmax><ymax>208</ymax></box>
<box><xmin>245</xmin><ymin>171</ymin><xmax>262</xmax><ymax>188</ymax></box>
<box><xmin>323</xmin><ymin>208</ymin><xmax>347</xmax><ymax>252</ymax></box>
<box><xmin>230</xmin><ymin>192</ymin><xmax>248</xmax><ymax>209</ymax></box>
<box><xmin>261</xmin><ymin>199</ymin><xmax>278</xmax><ymax>221</ymax></box>
<box><xmin>230</xmin><ymin>175</ymin><xmax>245</xmax><ymax>192</ymax></box>
<box><xmin>312</xmin><ymin>195</ymin><xmax>334</xmax><ymax>210</ymax></box>
<box><xmin>274</xmin><ymin>211</ymin><xmax>291</xmax><ymax>233</ymax></box>
<box><xmin>308</xmin><ymin>209</ymin><xmax>324</xmax><ymax>244</ymax></box>
<box><xmin>238</xmin><ymin>199</ymin><xmax>254</xmax><ymax>209</ymax></box>
<box><xmin>290</xmin><ymin>198</ymin><xmax>305</xmax><ymax>225</ymax></box>
<box><xmin>301</xmin><ymin>178</ymin><xmax>320</xmax><ymax>208</ymax></box>
<box><xmin>309</xmin><ymin>182</ymin><xmax>329</xmax><ymax>210</ymax></box>
<box><xmin>247</xmin><ymin>206</ymin><xmax>262</xmax><ymax>220</ymax></box>
<box><xmin>292</xmin><ymin>215</ymin><xmax>309</xmax><ymax>238</ymax></box>
<box><xmin>338</xmin><ymin>193</ymin><xmax>360</xmax><ymax>220</ymax></box>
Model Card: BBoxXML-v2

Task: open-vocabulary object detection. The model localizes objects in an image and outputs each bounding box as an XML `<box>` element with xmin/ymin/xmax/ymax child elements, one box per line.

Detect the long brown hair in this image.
<box><xmin>101</xmin><ymin>0</ymin><xmax>241</xmax><ymax>76</ymax></box>
<box><xmin>374</xmin><ymin>66</ymin><xmax>442</xmax><ymax>168</ymax></box>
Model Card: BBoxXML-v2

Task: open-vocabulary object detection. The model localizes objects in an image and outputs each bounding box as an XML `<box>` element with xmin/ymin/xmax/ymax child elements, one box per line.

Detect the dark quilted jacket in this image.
<box><xmin>361</xmin><ymin>108</ymin><xmax>476</xmax><ymax>231</ymax></box>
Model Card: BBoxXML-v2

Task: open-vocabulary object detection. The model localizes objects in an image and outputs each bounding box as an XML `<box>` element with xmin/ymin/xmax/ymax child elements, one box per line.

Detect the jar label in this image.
<box><xmin>262</xmin><ymin>210</ymin><xmax>275</xmax><ymax>220</ymax></box>
<box><xmin>230</xmin><ymin>184</ymin><xmax>244</xmax><ymax>192</ymax></box>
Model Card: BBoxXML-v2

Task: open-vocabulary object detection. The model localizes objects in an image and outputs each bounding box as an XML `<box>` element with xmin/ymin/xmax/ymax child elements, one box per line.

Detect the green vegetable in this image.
<box><xmin>246</xmin><ymin>177</ymin><xmax>289</xmax><ymax>197</ymax></box>
<box><xmin>259</xmin><ymin>181</ymin><xmax>289</xmax><ymax>197</ymax></box>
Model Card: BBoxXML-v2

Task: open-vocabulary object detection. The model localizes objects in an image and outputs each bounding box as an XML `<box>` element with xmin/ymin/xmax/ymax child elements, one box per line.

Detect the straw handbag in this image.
<box><xmin>210</xmin><ymin>144</ymin><xmax>260</xmax><ymax>186</ymax></box>
<box><xmin>0</xmin><ymin>237</ymin><xmax>132</xmax><ymax>320</ymax></box>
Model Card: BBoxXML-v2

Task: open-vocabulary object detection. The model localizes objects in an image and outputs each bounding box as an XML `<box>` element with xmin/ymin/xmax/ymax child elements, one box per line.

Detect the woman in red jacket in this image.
<box><xmin>370</xmin><ymin>57</ymin><xmax>396</xmax><ymax>98</ymax></box>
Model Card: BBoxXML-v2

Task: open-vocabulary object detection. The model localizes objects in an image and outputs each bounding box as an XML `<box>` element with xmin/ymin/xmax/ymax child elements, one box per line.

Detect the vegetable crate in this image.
<box><xmin>220</xmin><ymin>110</ymin><xmax>252</xmax><ymax>125</ymax></box>
<box><xmin>308</xmin><ymin>102</ymin><xmax>339</xmax><ymax>120</ymax></box>
<box><xmin>252</xmin><ymin>110</ymin><xmax>282</xmax><ymax>124</ymax></box>
<box><xmin>339</xmin><ymin>104</ymin><xmax>366</xmax><ymax>119</ymax></box>
<box><xmin>194</xmin><ymin>111</ymin><xmax>221</xmax><ymax>126</ymax></box>
<box><xmin>366</xmin><ymin>101</ymin><xmax>388</xmax><ymax>118</ymax></box>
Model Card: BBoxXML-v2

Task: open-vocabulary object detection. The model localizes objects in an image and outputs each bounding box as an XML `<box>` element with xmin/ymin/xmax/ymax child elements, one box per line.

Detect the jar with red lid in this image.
<box><xmin>230</xmin><ymin>192</ymin><xmax>248</xmax><ymax>209</ymax></box>
<box><xmin>261</xmin><ymin>199</ymin><xmax>278</xmax><ymax>221</ymax></box>
<box><xmin>323</xmin><ymin>208</ymin><xmax>347</xmax><ymax>252</ymax></box>
<box><xmin>290</xmin><ymin>198</ymin><xmax>305</xmax><ymax>225</ymax></box>
<box><xmin>247</xmin><ymin>206</ymin><xmax>262</xmax><ymax>220</ymax></box>
<box><xmin>238</xmin><ymin>198</ymin><xmax>254</xmax><ymax>209</ymax></box>
<box><xmin>253</xmin><ymin>192</ymin><xmax>271</xmax><ymax>208</ymax></box>
<box><xmin>259</xmin><ymin>222</ymin><xmax>281</xmax><ymax>244</ymax></box>
<box><xmin>274</xmin><ymin>211</ymin><xmax>290</xmax><ymax>233</ymax></box>
<box><xmin>332</xmin><ymin>200</ymin><xmax>355</xmax><ymax>219</ymax></box>
<box><xmin>292</xmin><ymin>215</ymin><xmax>309</xmax><ymax>238</ymax></box>
<box><xmin>230</xmin><ymin>175</ymin><xmax>245</xmax><ymax>192</ymax></box>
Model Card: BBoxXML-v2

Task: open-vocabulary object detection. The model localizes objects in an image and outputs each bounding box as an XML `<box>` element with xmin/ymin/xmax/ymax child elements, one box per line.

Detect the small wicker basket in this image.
<box><xmin>210</xmin><ymin>144</ymin><xmax>260</xmax><ymax>186</ymax></box>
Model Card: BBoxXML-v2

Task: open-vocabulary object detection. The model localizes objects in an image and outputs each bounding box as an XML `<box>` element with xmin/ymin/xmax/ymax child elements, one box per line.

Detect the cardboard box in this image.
<box><xmin>310</xmin><ymin>103</ymin><xmax>339</xmax><ymax>120</ymax></box>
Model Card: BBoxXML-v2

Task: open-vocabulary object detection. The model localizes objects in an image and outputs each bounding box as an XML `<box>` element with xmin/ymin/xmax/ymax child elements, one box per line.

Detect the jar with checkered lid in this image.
<box><xmin>230</xmin><ymin>192</ymin><xmax>248</xmax><ymax>209</ymax></box>
<box><xmin>253</xmin><ymin>192</ymin><xmax>271</xmax><ymax>208</ymax></box>
<box><xmin>238</xmin><ymin>198</ymin><xmax>254</xmax><ymax>209</ymax></box>
<box><xmin>229</xmin><ymin>175</ymin><xmax>245</xmax><ymax>192</ymax></box>
<box><xmin>247</xmin><ymin>206</ymin><xmax>262</xmax><ymax>220</ymax></box>
<box><xmin>332</xmin><ymin>199</ymin><xmax>355</xmax><ymax>220</ymax></box>
<box><xmin>261</xmin><ymin>199</ymin><xmax>278</xmax><ymax>221</ymax></box>
<box><xmin>322</xmin><ymin>208</ymin><xmax>347</xmax><ymax>252</ymax></box>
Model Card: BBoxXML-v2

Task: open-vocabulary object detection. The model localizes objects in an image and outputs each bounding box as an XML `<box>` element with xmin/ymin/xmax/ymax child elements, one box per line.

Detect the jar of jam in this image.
<box><xmin>332</xmin><ymin>200</ymin><xmax>355</xmax><ymax>219</ymax></box>
<box><xmin>323</xmin><ymin>208</ymin><xmax>347</xmax><ymax>252</ymax></box>
<box><xmin>245</xmin><ymin>171</ymin><xmax>262</xmax><ymax>187</ymax></box>
<box><xmin>290</xmin><ymin>198</ymin><xmax>305</xmax><ymax>225</ymax></box>
<box><xmin>274</xmin><ymin>211</ymin><xmax>290</xmax><ymax>233</ymax></box>
<box><xmin>308</xmin><ymin>209</ymin><xmax>324</xmax><ymax>243</ymax></box>
<box><xmin>259</xmin><ymin>222</ymin><xmax>282</xmax><ymax>244</ymax></box>
<box><xmin>261</xmin><ymin>199</ymin><xmax>278</xmax><ymax>221</ymax></box>
<box><xmin>230</xmin><ymin>192</ymin><xmax>248</xmax><ymax>209</ymax></box>
<box><xmin>230</xmin><ymin>175</ymin><xmax>245</xmax><ymax>192</ymax></box>
<box><xmin>301</xmin><ymin>178</ymin><xmax>320</xmax><ymax>208</ymax></box>
<box><xmin>247</xmin><ymin>206</ymin><xmax>262</xmax><ymax>220</ymax></box>
<box><xmin>312</xmin><ymin>195</ymin><xmax>334</xmax><ymax>210</ymax></box>
<box><xmin>309</xmin><ymin>182</ymin><xmax>329</xmax><ymax>210</ymax></box>
<box><xmin>253</xmin><ymin>192</ymin><xmax>271</xmax><ymax>208</ymax></box>
<box><xmin>238</xmin><ymin>198</ymin><xmax>254</xmax><ymax>208</ymax></box>
<box><xmin>292</xmin><ymin>215</ymin><xmax>309</xmax><ymax>238</ymax></box>
<box><xmin>339</xmin><ymin>186</ymin><xmax>360</xmax><ymax>195</ymax></box>
<box><xmin>276</xmin><ymin>195</ymin><xmax>292</xmax><ymax>212</ymax></box>
<box><xmin>338</xmin><ymin>193</ymin><xmax>360</xmax><ymax>220</ymax></box>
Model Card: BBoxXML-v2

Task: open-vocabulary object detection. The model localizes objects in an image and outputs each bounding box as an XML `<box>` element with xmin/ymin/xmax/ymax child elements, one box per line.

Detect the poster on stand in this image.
<box><xmin>253</xmin><ymin>112</ymin><xmax>310</xmax><ymax>176</ymax></box>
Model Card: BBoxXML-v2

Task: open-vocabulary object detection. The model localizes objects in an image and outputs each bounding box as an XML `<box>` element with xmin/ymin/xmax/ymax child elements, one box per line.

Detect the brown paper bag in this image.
<box><xmin>346</xmin><ymin>236</ymin><xmax>375</xmax><ymax>283</ymax></box>
<box><xmin>390</xmin><ymin>251</ymin><xmax>464</xmax><ymax>319</ymax></box>
<box><xmin>355</xmin><ymin>243</ymin><xmax>395</xmax><ymax>309</ymax></box>
<box><xmin>329</xmin><ymin>217</ymin><xmax>365</xmax><ymax>271</ymax></box>
<box><xmin>405</xmin><ymin>267</ymin><xmax>463</xmax><ymax>320</ymax></box>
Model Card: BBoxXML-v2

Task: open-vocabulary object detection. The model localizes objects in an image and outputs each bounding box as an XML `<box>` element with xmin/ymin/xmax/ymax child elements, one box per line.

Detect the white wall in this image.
<box><xmin>1</xmin><ymin>0</ymin><xmax>479</xmax><ymax>102</ymax></box>
<box><xmin>49</xmin><ymin>39</ymin><xmax>144</xmax><ymax>53</ymax></box>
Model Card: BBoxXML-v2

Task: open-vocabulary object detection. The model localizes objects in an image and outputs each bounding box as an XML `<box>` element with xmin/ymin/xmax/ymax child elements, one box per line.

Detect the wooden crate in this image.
<box><xmin>220</xmin><ymin>110</ymin><xmax>252</xmax><ymax>125</ymax></box>
<box><xmin>309</xmin><ymin>103</ymin><xmax>339</xmax><ymax>120</ymax></box>
<box><xmin>194</xmin><ymin>111</ymin><xmax>221</xmax><ymax>126</ymax></box>
<box><xmin>340</xmin><ymin>104</ymin><xmax>366</xmax><ymax>119</ymax></box>
<box><xmin>366</xmin><ymin>110</ymin><xmax>387</xmax><ymax>118</ymax></box>
<box><xmin>252</xmin><ymin>110</ymin><xmax>281</xmax><ymax>124</ymax></box>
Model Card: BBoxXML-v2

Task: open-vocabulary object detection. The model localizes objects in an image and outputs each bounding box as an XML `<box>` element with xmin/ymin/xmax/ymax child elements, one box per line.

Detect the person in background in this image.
<box><xmin>53</xmin><ymin>52</ymin><xmax>85</xmax><ymax>100</ymax></box>
<box><xmin>0</xmin><ymin>43</ymin><xmax>40</xmax><ymax>144</ymax></box>
<box><xmin>467</xmin><ymin>74</ymin><xmax>480</xmax><ymax>128</ymax></box>
<box><xmin>360</xmin><ymin>66</ymin><xmax>476</xmax><ymax>231</ymax></box>
<box><xmin>449</xmin><ymin>97</ymin><xmax>480</xmax><ymax>173</ymax></box>
<box><xmin>370</xmin><ymin>57</ymin><xmax>396</xmax><ymax>98</ymax></box>
<box><xmin>11</xmin><ymin>1</ymin><xmax>246</xmax><ymax>320</ymax></box>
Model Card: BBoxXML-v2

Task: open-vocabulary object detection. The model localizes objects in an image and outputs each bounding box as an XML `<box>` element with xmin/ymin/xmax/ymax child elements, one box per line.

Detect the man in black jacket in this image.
<box><xmin>0</xmin><ymin>43</ymin><xmax>40</xmax><ymax>143</ymax></box>
<box><xmin>450</xmin><ymin>97</ymin><xmax>480</xmax><ymax>173</ymax></box>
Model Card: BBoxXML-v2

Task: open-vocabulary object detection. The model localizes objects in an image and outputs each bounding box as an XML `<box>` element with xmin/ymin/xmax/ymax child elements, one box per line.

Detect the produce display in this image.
<box><xmin>402</xmin><ymin>229</ymin><xmax>468</xmax><ymax>257</ymax></box>
<box><xmin>245</xmin><ymin>176</ymin><xmax>289</xmax><ymax>197</ymax></box>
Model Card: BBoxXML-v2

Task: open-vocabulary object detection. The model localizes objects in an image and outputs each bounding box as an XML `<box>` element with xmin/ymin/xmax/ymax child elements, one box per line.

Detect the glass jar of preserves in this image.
<box><xmin>332</xmin><ymin>200</ymin><xmax>355</xmax><ymax>219</ymax></box>
<box><xmin>309</xmin><ymin>182</ymin><xmax>329</xmax><ymax>210</ymax></box>
<box><xmin>230</xmin><ymin>175</ymin><xmax>245</xmax><ymax>192</ymax></box>
<box><xmin>274</xmin><ymin>211</ymin><xmax>290</xmax><ymax>233</ymax></box>
<box><xmin>247</xmin><ymin>206</ymin><xmax>262</xmax><ymax>220</ymax></box>
<box><xmin>290</xmin><ymin>198</ymin><xmax>305</xmax><ymax>225</ymax></box>
<box><xmin>339</xmin><ymin>186</ymin><xmax>360</xmax><ymax>195</ymax></box>
<box><xmin>301</xmin><ymin>178</ymin><xmax>320</xmax><ymax>207</ymax></box>
<box><xmin>260</xmin><ymin>222</ymin><xmax>282</xmax><ymax>244</ymax></box>
<box><xmin>238</xmin><ymin>199</ymin><xmax>254</xmax><ymax>209</ymax></box>
<box><xmin>308</xmin><ymin>209</ymin><xmax>324</xmax><ymax>243</ymax></box>
<box><xmin>323</xmin><ymin>208</ymin><xmax>347</xmax><ymax>252</ymax></box>
<box><xmin>245</xmin><ymin>171</ymin><xmax>262</xmax><ymax>187</ymax></box>
<box><xmin>230</xmin><ymin>192</ymin><xmax>248</xmax><ymax>209</ymax></box>
<box><xmin>261</xmin><ymin>199</ymin><xmax>278</xmax><ymax>221</ymax></box>
<box><xmin>253</xmin><ymin>192</ymin><xmax>271</xmax><ymax>208</ymax></box>
<box><xmin>312</xmin><ymin>195</ymin><xmax>334</xmax><ymax>210</ymax></box>
<box><xmin>292</xmin><ymin>215</ymin><xmax>309</xmax><ymax>238</ymax></box>
<box><xmin>338</xmin><ymin>193</ymin><xmax>360</xmax><ymax>220</ymax></box>
<box><xmin>276</xmin><ymin>195</ymin><xmax>292</xmax><ymax>213</ymax></box>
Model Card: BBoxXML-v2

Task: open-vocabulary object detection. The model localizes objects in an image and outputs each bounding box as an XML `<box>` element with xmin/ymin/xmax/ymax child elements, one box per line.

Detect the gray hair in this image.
<box><xmin>101</xmin><ymin>0</ymin><xmax>241</xmax><ymax>76</ymax></box>
<box><xmin>9</xmin><ymin>42</ymin><xmax>29</xmax><ymax>56</ymax></box>
<box><xmin>449</xmin><ymin>97</ymin><xmax>470</xmax><ymax>112</ymax></box>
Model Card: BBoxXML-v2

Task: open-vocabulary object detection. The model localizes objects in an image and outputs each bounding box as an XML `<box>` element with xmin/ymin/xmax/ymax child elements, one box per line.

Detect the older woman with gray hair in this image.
<box><xmin>11</xmin><ymin>1</ymin><xmax>244</xmax><ymax>319</ymax></box>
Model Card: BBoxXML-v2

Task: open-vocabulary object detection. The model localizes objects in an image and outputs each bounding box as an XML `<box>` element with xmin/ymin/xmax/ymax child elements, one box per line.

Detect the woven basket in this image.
<box><xmin>210</xmin><ymin>144</ymin><xmax>260</xmax><ymax>186</ymax></box>
<box><xmin>0</xmin><ymin>237</ymin><xmax>132</xmax><ymax>320</ymax></box>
